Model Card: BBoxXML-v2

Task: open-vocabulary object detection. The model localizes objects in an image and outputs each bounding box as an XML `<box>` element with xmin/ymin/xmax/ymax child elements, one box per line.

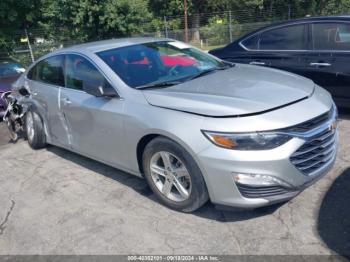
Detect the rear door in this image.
<box><xmin>27</xmin><ymin>55</ymin><xmax>69</xmax><ymax>147</ymax></box>
<box><xmin>305</xmin><ymin>22</ymin><xmax>350</xmax><ymax>105</ymax></box>
<box><xmin>240</xmin><ymin>23</ymin><xmax>308</xmax><ymax>72</ymax></box>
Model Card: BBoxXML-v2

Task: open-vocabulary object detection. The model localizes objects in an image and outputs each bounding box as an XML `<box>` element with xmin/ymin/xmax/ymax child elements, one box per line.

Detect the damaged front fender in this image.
<box><xmin>1</xmin><ymin>88</ymin><xmax>31</xmax><ymax>141</ymax></box>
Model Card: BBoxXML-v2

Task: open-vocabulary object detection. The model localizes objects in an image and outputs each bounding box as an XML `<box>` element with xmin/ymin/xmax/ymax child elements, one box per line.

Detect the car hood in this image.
<box><xmin>142</xmin><ymin>64</ymin><xmax>315</xmax><ymax>117</ymax></box>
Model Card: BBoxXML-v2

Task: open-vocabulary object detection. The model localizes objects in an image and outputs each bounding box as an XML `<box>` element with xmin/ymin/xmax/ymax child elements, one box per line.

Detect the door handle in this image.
<box><xmin>249</xmin><ymin>61</ymin><xmax>266</xmax><ymax>66</ymax></box>
<box><xmin>62</xmin><ymin>98</ymin><xmax>72</xmax><ymax>106</ymax></box>
<box><xmin>310</xmin><ymin>62</ymin><xmax>331</xmax><ymax>67</ymax></box>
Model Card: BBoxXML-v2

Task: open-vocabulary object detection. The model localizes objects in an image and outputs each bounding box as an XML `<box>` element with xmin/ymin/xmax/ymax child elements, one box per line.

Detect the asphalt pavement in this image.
<box><xmin>0</xmin><ymin>116</ymin><xmax>349</xmax><ymax>256</ymax></box>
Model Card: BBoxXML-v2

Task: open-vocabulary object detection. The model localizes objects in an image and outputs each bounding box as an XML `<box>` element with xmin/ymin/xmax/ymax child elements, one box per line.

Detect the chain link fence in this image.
<box><xmin>2</xmin><ymin>7</ymin><xmax>343</xmax><ymax>66</ymax></box>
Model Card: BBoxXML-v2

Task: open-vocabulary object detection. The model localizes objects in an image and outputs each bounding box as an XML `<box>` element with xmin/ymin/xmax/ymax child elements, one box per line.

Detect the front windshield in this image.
<box><xmin>97</xmin><ymin>41</ymin><xmax>230</xmax><ymax>88</ymax></box>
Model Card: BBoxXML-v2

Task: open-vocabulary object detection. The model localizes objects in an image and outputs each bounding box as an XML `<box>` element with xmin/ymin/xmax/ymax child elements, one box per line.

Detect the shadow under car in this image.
<box><xmin>318</xmin><ymin>168</ymin><xmax>350</xmax><ymax>258</ymax></box>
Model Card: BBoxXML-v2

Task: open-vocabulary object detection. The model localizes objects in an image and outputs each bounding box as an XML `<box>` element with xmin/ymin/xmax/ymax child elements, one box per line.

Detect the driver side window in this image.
<box><xmin>65</xmin><ymin>54</ymin><xmax>106</xmax><ymax>91</ymax></box>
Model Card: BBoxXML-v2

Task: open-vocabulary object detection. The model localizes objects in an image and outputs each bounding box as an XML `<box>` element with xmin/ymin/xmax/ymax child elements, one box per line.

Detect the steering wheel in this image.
<box><xmin>169</xmin><ymin>65</ymin><xmax>183</xmax><ymax>76</ymax></box>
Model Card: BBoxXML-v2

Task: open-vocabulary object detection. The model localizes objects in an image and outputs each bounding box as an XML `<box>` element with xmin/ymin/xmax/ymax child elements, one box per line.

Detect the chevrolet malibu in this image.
<box><xmin>13</xmin><ymin>38</ymin><xmax>338</xmax><ymax>212</ymax></box>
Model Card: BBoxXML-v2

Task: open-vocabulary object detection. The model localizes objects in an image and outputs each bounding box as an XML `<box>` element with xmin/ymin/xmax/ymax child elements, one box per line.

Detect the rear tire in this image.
<box><xmin>142</xmin><ymin>137</ymin><xmax>209</xmax><ymax>212</ymax></box>
<box><xmin>25</xmin><ymin>111</ymin><xmax>46</xmax><ymax>149</ymax></box>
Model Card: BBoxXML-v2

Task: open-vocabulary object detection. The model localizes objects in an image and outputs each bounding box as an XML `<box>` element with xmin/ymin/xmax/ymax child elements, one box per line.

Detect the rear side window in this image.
<box><xmin>65</xmin><ymin>54</ymin><xmax>106</xmax><ymax>91</ymax></box>
<box><xmin>246</xmin><ymin>24</ymin><xmax>306</xmax><ymax>51</ymax></box>
<box><xmin>312</xmin><ymin>23</ymin><xmax>350</xmax><ymax>50</ymax></box>
<box><xmin>29</xmin><ymin>56</ymin><xmax>65</xmax><ymax>86</ymax></box>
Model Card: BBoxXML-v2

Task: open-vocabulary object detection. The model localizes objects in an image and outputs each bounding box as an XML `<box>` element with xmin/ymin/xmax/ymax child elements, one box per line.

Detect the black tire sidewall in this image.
<box><xmin>143</xmin><ymin>137</ymin><xmax>208</xmax><ymax>212</ymax></box>
<box><xmin>25</xmin><ymin>111</ymin><xmax>46</xmax><ymax>149</ymax></box>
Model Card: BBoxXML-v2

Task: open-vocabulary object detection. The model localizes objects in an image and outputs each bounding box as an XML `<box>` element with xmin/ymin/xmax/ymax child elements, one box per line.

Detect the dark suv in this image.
<box><xmin>209</xmin><ymin>16</ymin><xmax>350</xmax><ymax>107</ymax></box>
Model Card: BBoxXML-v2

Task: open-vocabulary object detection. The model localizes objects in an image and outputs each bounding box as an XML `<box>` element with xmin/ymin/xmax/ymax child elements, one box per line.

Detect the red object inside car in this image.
<box><xmin>161</xmin><ymin>55</ymin><xmax>196</xmax><ymax>66</ymax></box>
<box><xmin>111</xmin><ymin>54</ymin><xmax>196</xmax><ymax>66</ymax></box>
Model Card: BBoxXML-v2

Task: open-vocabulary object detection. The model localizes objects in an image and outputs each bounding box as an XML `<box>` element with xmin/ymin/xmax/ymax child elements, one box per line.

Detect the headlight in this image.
<box><xmin>202</xmin><ymin>131</ymin><xmax>291</xmax><ymax>150</ymax></box>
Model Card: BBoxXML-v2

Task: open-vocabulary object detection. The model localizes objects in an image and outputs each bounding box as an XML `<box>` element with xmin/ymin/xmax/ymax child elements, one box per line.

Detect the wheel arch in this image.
<box><xmin>135</xmin><ymin>131</ymin><xmax>210</xmax><ymax>211</ymax></box>
<box><xmin>136</xmin><ymin>134</ymin><xmax>160</xmax><ymax>175</ymax></box>
<box><xmin>135</xmin><ymin>131</ymin><xmax>208</xmax><ymax>180</ymax></box>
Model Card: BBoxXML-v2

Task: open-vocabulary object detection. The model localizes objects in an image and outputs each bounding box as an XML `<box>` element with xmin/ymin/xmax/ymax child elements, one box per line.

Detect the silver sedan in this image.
<box><xmin>13</xmin><ymin>38</ymin><xmax>338</xmax><ymax>212</ymax></box>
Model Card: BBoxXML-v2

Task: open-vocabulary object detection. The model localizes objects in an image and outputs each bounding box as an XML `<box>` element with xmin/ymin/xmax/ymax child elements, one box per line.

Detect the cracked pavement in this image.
<box><xmin>0</xmin><ymin>116</ymin><xmax>349</xmax><ymax>256</ymax></box>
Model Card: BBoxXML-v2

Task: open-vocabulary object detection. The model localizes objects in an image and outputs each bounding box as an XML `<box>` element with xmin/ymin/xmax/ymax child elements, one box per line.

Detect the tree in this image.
<box><xmin>319</xmin><ymin>0</ymin><xmax>350</xmax><ymax>15</ymax></box>
<box><xmin>0</xmin><ymin>0</ymin><xmax>41</xmax><ymax>55</ymax></box>
<box><xmin>149</xmin><ymin>0</ymin><xmax>232</xmax><ymax>41</ymax></box>
<box><xmin>2</xmin><ymin>0</ymin><xmax>350</xmax><ymax>58</ymax></box>
<box><xmin>40</xmin><ymin>0</ymin><xmax>152</xmax><ymax>42</ymax></box>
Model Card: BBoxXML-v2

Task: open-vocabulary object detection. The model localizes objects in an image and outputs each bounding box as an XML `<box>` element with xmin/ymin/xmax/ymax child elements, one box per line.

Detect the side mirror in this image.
<box><xmin>84</xmin><ymin>81</ymin><xmax>119</xmax><ymax>98</ymax></box>
<box><xmin>98</xmin><ymin>83</ymin><xmax>119</xmax><ymax>98</ymax></box>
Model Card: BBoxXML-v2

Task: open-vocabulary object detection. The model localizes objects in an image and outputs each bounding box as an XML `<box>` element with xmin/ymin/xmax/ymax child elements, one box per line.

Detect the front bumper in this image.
<box><xmin>197</xmin><ymin>112</ymin><xmax>338</xmax><ymax>209</ymax></box>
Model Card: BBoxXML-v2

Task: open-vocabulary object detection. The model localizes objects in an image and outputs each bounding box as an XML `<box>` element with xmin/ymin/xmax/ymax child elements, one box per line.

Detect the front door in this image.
<box><xmin>245</xmin><ymin>23</ymin><xmax>308</xmax><ymax>71</ymax></box>
<box><xmin>60</xmin><ymin>54</ymin><xmax>127</xmax><ymax>168</ymax></box>
<box><xmin>246</xmin><ymin>51</ymin><xmax>284</xmax><ymax>69</ymax></box>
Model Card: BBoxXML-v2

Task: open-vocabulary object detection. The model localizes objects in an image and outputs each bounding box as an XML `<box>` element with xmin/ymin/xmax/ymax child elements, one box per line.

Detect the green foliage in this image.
<box><xmin>319</xmin><ymin>0</ymin><xmax>350</xmax><ymax>15</ymax></box>
<box><xmin>2</xmin><ymin>0</ymin><xmax>350</xmax><ymax>58</ymax></box>
<box><xmin>149</xmin><ymin>0</ymin><xmax>184</xmax><ymax>17</ymax></box>
<box><xmin>40</xmin><ymin>0</ymin><xmax>152</xmax><ymax>41</ymax></box>
<box><xmin>200</xmin><ymin>16</ymin><xmax>227</xmax><ymax>45</ymax></box>
<box><xmin>0</xmin><ymin>0</ymin><xmax>41</xmax><ymax>55</ymax></box>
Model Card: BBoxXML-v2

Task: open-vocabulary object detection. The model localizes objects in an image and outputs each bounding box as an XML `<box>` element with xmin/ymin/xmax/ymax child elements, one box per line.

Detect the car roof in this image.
<box><xmin>53</xmin><ymin>37</ymin><xmax>173</xmax><ymax>54</ymax></box>
<box><xmin>232</xmin><ymin>15</ymin><xmax>350</xmax><ymax>44</ymax></box>
<box><xmin>291</xmin><ymin>15</ymin><xmax>350</xmax><ymax>22</ymax></box>
<box><xmin>266</xmin><ymin>15</ymin><xmax>350</xmax><ymax>28</ymax></box>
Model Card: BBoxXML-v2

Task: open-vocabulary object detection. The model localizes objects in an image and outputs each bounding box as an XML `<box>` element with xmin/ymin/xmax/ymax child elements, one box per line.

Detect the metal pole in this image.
<box><xmin>228</xmin><ymin>11</ymin><xmax>233</xmax><ymax>43</ymax></box>
<box><xmin>184</xmin><ymin>0</ymin><xmax>189</xmax><ymax>43</ymax></box>
<box><xmin>288</xmin><ymin>4</ymin><xmax>291</xmax><ymax>20</ymax></box>
<box><xmin>24</xmin><ymin>28</ymin><xmax>34</xmax><ymax>63</ymax></box>
<box><xmin>164</xmin><ymin>16</ymin><xmax>168</xmax><ymax>38</ymax></box>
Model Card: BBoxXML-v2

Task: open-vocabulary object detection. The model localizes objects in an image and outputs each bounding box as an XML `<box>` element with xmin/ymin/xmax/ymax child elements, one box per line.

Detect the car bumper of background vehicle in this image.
<box><xmin>197</xmin><ymin>133</ymin><xmax>338</xmax><ymax>209</ymax></box>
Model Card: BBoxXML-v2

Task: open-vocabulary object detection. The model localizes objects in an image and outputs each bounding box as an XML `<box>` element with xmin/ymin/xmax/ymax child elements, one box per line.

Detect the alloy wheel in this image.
<box><xmin>149</xmin><ymin>151</ymin><xmax>192</xmax><ymax>202</ymax></box>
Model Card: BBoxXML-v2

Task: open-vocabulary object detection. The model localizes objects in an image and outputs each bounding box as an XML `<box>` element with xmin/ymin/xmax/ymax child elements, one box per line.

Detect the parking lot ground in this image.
<box><xmin>0</xmin><ymin>122</ymin><xmax>10</xmax><ymax>147</ymax></box>
<box><xmin>0</xmin><ymin>118</ymin><xmax>349</xmax><ymax>256</ymax></box>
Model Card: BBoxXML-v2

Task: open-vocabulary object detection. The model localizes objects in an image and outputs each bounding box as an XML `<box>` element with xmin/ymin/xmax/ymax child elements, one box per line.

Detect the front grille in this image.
<box><xmin>285</xmin><ymin>107</ymin><xmax>334</xmax><ymax>133</ymax></box>
<box><xmin>237</xmin><ymin>184</ymin><xmax>292</xmax><ymax>198</ymax></box>
<box><xmin>290</xmin><ymin>127</ymin><xmax>337</xmax><ymax>176</ymax></box>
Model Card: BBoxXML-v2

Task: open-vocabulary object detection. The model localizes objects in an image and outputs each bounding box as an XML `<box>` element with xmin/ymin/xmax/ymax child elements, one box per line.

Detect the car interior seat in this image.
<box><xmin>125</xmin><ymin>49</ymin><xmax>159</xmax><ymax>87</ymax></box>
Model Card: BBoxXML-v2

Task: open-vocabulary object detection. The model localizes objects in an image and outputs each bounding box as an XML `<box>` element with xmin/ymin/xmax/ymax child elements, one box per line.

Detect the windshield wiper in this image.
<box><xmin>137</xmin><ymin>81</ymin><xmax>183</xmax><ymax>90</ymax></box>
<box><xmin>188</xmin><ymin>63</ymin><xmax>235</xmax><ymax>81</ymax></box>
<box><xmin>138</xmin><ymin>64</ymin><xmax>235</xmax><ymax>89</ymax></box>
<box><xmin>224</xmin><ymin>61</ymin><xmax>235</xmax><ymax>68</ymax></box>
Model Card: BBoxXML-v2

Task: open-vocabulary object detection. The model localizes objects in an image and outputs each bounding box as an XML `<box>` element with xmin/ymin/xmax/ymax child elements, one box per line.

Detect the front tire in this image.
<box><xmin>142</xmin><ymin>137</ymin><xmax>209</xmax><ymax>212</ymax></box>
<box><xmin>25</xmin><ymin>111</ymin><xmax>46</xmax><ymax>149</ymax></box>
